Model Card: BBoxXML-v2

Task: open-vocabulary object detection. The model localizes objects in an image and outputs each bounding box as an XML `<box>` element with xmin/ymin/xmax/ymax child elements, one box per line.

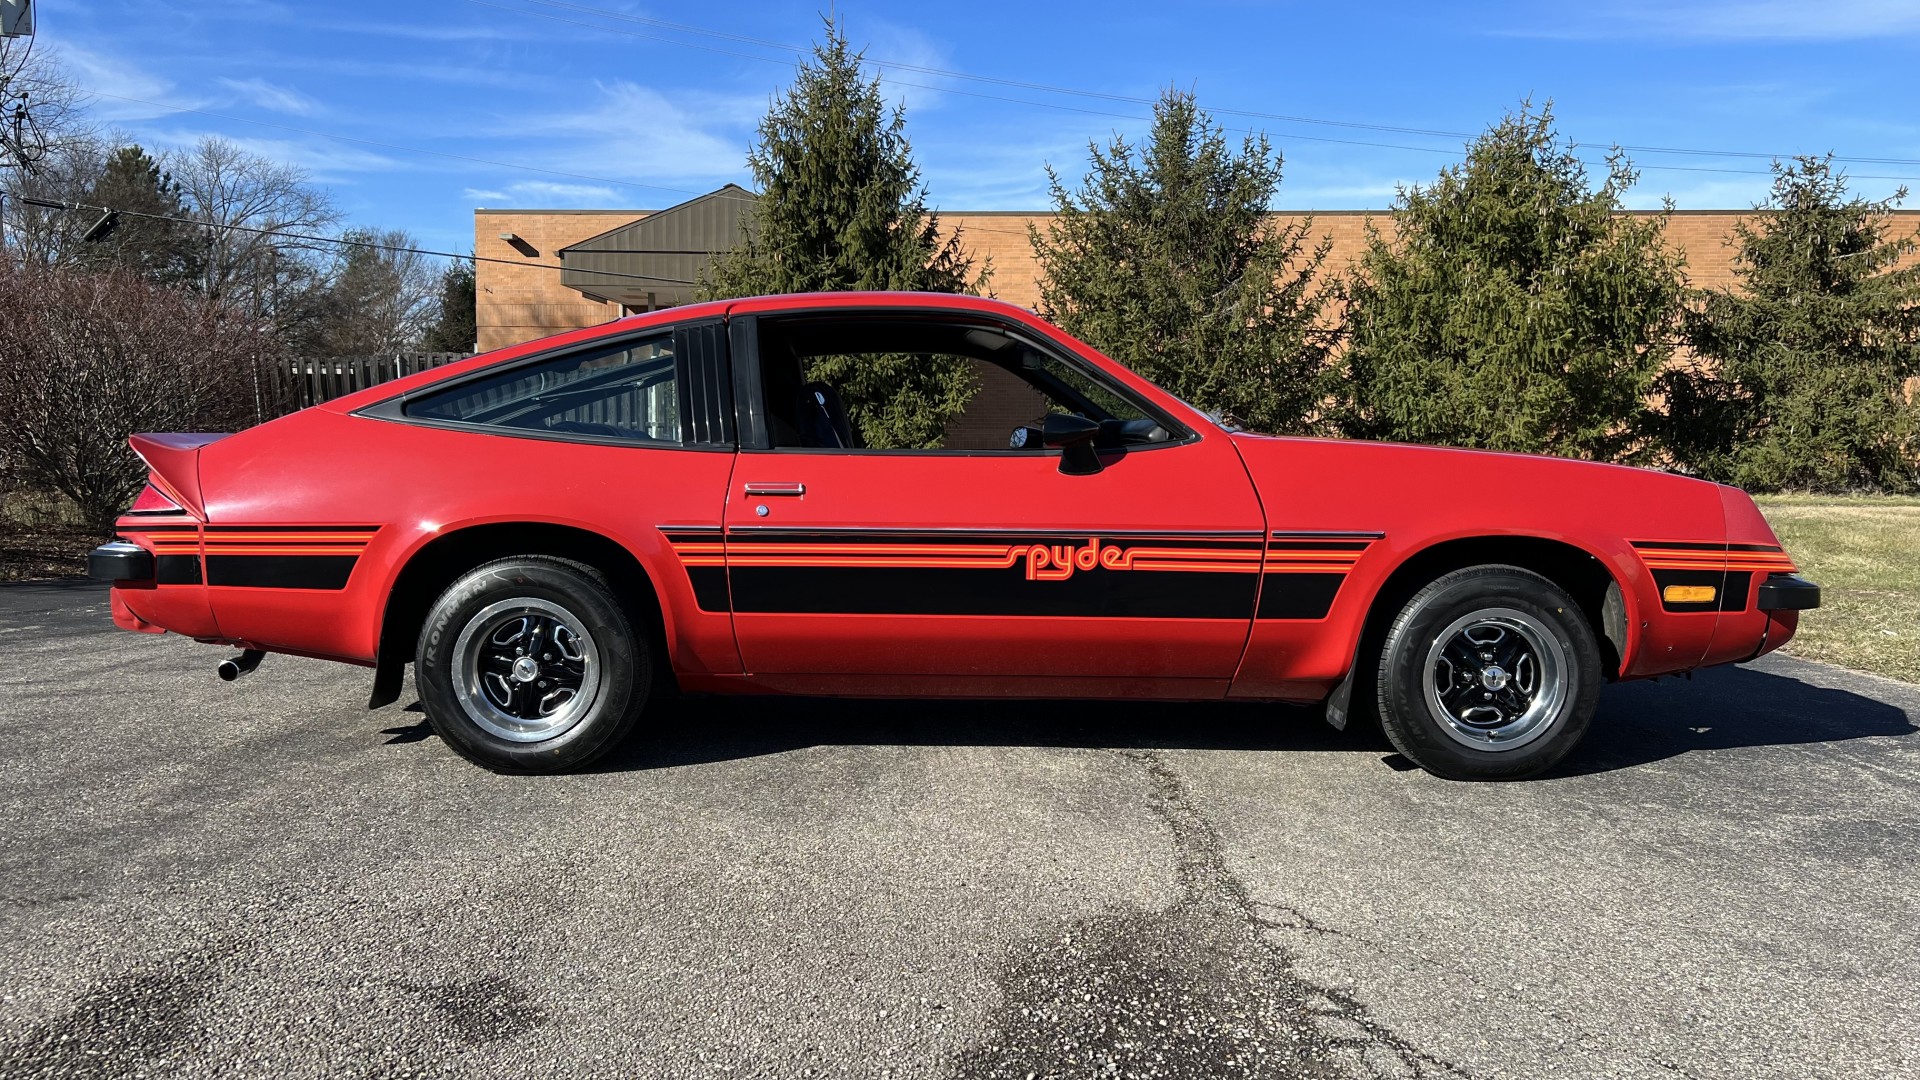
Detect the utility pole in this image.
<box><xmin>1</xmin><ymin>0</ymin><xmax>39</xmax><ymax>252</ymax></box>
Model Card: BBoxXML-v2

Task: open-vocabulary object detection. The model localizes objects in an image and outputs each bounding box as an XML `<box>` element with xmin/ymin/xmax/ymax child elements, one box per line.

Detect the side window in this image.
<box><xmin>755</xmin><ymin>316</ymin><xmax>1173</xmax><ymax>452</ymax></box>
<box><xmin>406</xmin><ymin>334</ymin><xmax>679</xmax><ymax>443</ymax></box>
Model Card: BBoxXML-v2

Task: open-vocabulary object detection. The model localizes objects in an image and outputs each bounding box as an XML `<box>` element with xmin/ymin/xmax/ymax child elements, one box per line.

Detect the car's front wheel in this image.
<box><xmin>1375</xmin><ymin>565</ymin><xmax>1600</xmax><ymax>781</ymax></box>
<box><xmin>415</xmin><ymin>556</ymin><xmax>649</xmax><ymax>772</ymax></box>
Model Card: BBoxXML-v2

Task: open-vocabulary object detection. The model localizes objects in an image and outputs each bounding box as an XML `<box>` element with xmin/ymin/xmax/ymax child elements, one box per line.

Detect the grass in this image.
<box><xmin>1757</xmin><ymin>495</ymin><xmax>1920</xmax><ymax>684</ymax></box>
<box><xmin>0</xmin><ymin>490</ymin><xmax>97</xmax><ymax>582</ymax></box>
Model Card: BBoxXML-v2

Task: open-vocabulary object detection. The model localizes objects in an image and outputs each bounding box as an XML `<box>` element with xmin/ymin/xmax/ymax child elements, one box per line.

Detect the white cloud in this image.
<box><xmin>309</xmin><ymin>20</ymin><xmax>583</xmax><ymax>42</ymax></box>
<box><xmin>217</xmin><ymin>77</ymin><xmax>323</xmax><ymax>117</ymax></box>
<box><xmin>139</xmin><ymin>128</ymin><xmax>399</xmax><ymax>179</ymax></box>
<box><xmin>499</xmin><ymin>181</ymin><xmax>621</xmax><ymax>205</ymax></box>
<box><xmin>923</xmin><ymin>131</ymin><xmax>1086</xmax><ymax>207</ymax></box>
<box><xmin>54</xmin><ymin>44</ymin><xmax>202</xmax><ymax>120</ymax></box>
<box><xmin>859</xmin><ymin>21</ymin><xmax>956</xmax><ymax>116</ymax></box>
<box><xmin>489</xmin><ymin>81</ymin><xmax>753</xmax><ymax>190</ymax></box>
<box><xmin>462</xmin><ymin>188</ymin><xmax>511</xmax><ymax>204</ymax></box>
<box><xmin>271</xmin><ymin>55</ymin><xmax>543</xmax><ymax>90</ymax></box>
<box><xmin>1279</xmin><ymin>181</ymin><xmax>1414</xmax><ymax>206</ymax></box>
<box><xmin>1619</xmin><ymin>176</ymin><xmax>1768</xmax><ymax>210</ymax></box>
<box><xmin>1522</xmin><ymin>0</ymin><xmax>1920</xmax><ymax>41</ymax></box>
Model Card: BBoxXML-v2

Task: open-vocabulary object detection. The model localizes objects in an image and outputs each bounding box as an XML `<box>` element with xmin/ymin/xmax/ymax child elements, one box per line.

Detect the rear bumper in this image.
<box><xmin>89</xmin><ymin>541</ymin><xmax>153</xmax><ymax>582</ymax></box>
<box><xmin>1757</xmin><ymin>574</ymin><xmax>1821</xmax><ymax>611</ymax></box>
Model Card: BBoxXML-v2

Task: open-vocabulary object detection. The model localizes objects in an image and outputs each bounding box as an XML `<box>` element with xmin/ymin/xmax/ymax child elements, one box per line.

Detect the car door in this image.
<box><xmin>707</xmin><ymin>308</ymin><xmax>1266</xmax><ymax>693</ymax></box>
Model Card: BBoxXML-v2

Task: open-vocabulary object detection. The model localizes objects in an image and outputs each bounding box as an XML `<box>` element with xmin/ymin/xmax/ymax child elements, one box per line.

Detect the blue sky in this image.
<box><xmin>32</xmin><ymin>0</ymin><xmax>1920</xmax><ymax>254</ymax></box>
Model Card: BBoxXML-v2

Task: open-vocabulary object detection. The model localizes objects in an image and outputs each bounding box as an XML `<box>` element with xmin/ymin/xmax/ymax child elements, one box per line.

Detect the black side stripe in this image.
<box><xmin>664</xmin><ymin>526</ymin><xmax>1380</xmax><ymax>621</ymax></box>
<box><xmin>1256</xmin><ymin>573</ymin><xmax>1346</xmax><ymax>620</ymax></box>
<box><xmin>727</xmin><ymin>564</ymin><xmax>1256</xmax><ymax>618</ymax></box>
<box><xmin>1631</xmin><ymin>540</ymin><xmax>1785</xmax><ymax>553</ymax></box>
<box><xmin>156</xmin><ymin>555</ymin><xmax>202</xmax><ymax>585</ymax></box>
<box><xmin>207</xmin><ymin>555</ymin><xmax>358</xmax><ymax>590</ymax></box>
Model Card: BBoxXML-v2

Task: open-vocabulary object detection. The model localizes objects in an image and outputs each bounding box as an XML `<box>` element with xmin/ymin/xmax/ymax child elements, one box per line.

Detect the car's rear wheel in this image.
<box><xmin>1375</xmin><ymin>565</ymin><xmax>1600</xmax><ymax>781</ymax></box>
<box><xmin>415</xmin><ymin>556</ymin><xmax>648</xmax><ymax>772</ymax></box>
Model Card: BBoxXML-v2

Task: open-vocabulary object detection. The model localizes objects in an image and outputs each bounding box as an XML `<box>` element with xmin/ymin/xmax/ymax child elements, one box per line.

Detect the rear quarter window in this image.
<box><xmin>406</xmin><ymin>334</ymin><xmax>679</xmax><ymax>443</ymax></box>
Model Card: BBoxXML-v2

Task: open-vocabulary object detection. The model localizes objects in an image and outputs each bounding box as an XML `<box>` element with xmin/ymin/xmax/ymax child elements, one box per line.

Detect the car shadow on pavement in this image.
<box><xmin>1555</xmin><ymin>662</ymin><xmax>1914</xmax><ymax>777</ymax></box>
<box><xmin>594</xmin><ymin>694</ymin><xmax>1360</xmax><ymax>773</ymax></box>
<box><xmin>581</xmin><ymin>661</ymin><xmax>1914</xmax><ymax>778</ymax></box>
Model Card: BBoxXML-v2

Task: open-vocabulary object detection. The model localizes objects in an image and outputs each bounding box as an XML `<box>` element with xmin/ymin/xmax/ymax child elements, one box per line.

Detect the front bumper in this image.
<box><xmin>1758</xmin><ymin>574</ymin><xmax>1821</xmax><ymax>611</ymax></box>
<box><xmin>89</xmin><ymin>541</ymin><xmax>153</xmax><ymax>582</ymax></box>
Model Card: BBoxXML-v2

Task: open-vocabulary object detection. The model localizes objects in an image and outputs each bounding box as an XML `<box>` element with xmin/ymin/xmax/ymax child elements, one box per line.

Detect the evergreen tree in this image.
<box><xmin>75</xmin><ymin>145</ymin><xmax>202</xmax><ymax>287</ymax></box>
<box><xmin>421</xmin><ymin>257</ymin><xmax>478</xmax><ymax>353</ymax></box>
<box><xmin>700</xmin><ymin>20</ymin><xmax>984</xmax><ymax>449</ymax></box>
<box><xmin>1331</xmin><ymin>104</ymin><xmax>1686</xmax><ymax>460</ymax></box>
<box><xmin>1032</xmin><ymin>90</ymin><xmax>1334</xmax><ymax>434</ymax></box>
<box><xmin>1656</xmin><ymin>157</ymin><xmax>1920</xmax><ymax>492</ymax></box>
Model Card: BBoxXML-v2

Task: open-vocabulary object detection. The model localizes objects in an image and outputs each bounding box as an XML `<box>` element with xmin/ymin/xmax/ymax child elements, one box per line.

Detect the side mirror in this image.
<box><xmin>1042</xmin><ymin>413</ymin><xmax>1104</xmax><ymax>476</ymax></box>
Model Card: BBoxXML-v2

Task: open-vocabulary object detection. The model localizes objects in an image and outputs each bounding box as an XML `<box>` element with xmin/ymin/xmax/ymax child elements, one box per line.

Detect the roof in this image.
<box><xmin>557</xmin><ymin>184</ymin><xmax>758</xmax><ymax>308</ymax></box>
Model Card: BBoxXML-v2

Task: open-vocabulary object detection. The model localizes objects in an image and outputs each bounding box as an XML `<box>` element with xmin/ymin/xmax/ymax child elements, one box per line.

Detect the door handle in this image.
<box><xmin>743</xmin><ymin>482</ymin><xmax>806</xmax><ymax>497</ymax></box>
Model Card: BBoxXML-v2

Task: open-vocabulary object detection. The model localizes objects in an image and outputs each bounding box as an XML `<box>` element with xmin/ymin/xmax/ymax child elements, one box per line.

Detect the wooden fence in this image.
<box><xmin>257</xmin><ymin>352</ymin><xmax>473</xmax><ymax>416</ymax></box>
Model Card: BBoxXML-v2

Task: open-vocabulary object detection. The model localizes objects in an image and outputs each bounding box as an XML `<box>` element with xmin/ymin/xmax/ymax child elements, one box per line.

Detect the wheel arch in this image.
<box><xmin>1352</xmin><ymin>534</ymin><xmax>1633</xmax><ymax>688</ymax></box>
<box><xmin>367</xmin><ymin>521</ymin><xmax>673</xmax><ymax>708</ymax></box>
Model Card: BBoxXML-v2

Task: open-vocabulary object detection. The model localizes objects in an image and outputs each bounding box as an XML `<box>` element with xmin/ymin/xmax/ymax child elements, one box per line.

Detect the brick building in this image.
<box><xmin>474</xmin><ymin>188</ymin><xmax>1920</xmax><ymax>353</ymax></box>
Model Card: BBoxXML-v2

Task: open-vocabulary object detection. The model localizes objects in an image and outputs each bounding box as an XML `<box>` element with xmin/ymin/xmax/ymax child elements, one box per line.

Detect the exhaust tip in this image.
<box><xmin>219</xmin><ymin>649</ymin><xmax>266</xmax><ymax>682</ymax></box>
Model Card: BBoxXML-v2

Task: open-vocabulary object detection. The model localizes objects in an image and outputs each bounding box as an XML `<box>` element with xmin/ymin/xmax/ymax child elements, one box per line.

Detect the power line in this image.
<box><xmin>40</xmin><ymin>0</ymin><xmax>1917</xmax><ymax>263</ymax></box>
<box><xmin>57</xmin><ymin>5</ymin><xmax>1920</xmax><ymax>221</ymax></box>
<box><xmin>83</xmin><ymin>91</ymin><xmax>732</xmax><ymax>200</ymax></box>
<box><xmin>505</xmin><ymin>0</ymin><xmax>1475</xmax><ymax>140</ymax></box>
<box><xmin>456</xmin><ymin>0</ymin><xmax>1920</xmax><ymax>185</ymax></box>
<box><xmin>486</xmin><ymin>0</ymin><xmax>1920</xmax><ymax>171</ymax></box>
<box><xmin>13</xmin><ymin>195</ymin><xmax>699</xmax><ymax>284</ymax></box>
<box><xmin>464</xmin><ymin>0</ymin><xmax>1489</xmax><ymax>159</ymax></box>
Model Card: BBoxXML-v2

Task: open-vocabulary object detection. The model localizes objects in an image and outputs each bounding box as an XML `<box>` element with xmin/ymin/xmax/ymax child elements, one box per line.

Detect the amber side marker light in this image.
<box><xmin>1664</xmin><ymin>585</ymin><xmax>1718</xmax><ymax>604</ymax></box>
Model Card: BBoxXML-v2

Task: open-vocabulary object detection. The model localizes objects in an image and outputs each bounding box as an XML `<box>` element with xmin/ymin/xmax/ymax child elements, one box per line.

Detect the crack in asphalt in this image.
<box><xmin>950</xmin><ymin>749</ymin><xmax>1473</xmax><ymax>1080</ymax></box>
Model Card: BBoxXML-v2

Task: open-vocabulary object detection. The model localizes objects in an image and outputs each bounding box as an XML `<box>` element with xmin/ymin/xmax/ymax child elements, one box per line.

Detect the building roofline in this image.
<box><xmin>474</xmin><ymin>208</ymin><xmax>656</xmax><ymax>215</ymax></box>
<box><xmin>477</xmin><ymin>205</ymin><xmax>1920</xmax><ymax>218</ymax></box>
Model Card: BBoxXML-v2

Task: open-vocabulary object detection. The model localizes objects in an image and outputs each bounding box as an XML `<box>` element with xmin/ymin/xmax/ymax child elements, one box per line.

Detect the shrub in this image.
<box><xmin>0</xmin><ymin>263</ymin><xmax>264</xmax><ymax>531</ymax></box>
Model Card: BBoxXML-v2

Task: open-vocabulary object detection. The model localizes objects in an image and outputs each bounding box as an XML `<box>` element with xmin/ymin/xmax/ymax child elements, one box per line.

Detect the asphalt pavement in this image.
<box><xmin>1</xmin><ymin>580</ymin><xmax>1915</xmax><ymax>1079</ymax></box>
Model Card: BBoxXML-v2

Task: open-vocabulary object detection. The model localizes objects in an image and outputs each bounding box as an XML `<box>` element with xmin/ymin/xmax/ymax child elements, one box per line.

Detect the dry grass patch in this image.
<box><xmin>1757</xmin><ymin>495</ymin><xmax>1920</xmax><ymax>684</ymax></box>
<box><xmin>0</xmin><ymin>490</ymin><xmax>97</xmax><ymax>581</ymax></box>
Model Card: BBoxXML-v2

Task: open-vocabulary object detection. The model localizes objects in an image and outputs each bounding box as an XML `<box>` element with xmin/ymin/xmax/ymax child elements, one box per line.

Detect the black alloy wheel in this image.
<box><xmin>415</xmin><ymin>556</ymin><xmax>650</xmax><ymax>772</ymax></box>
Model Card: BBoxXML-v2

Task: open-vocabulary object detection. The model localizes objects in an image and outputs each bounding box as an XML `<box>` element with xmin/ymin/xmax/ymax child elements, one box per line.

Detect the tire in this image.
<box><xmin>1375</xmin><ymin>565</ymin><xmax>1600</xmax><ymax>781</ymax></box>
<box><xmin>415</xmin><ymin>556</ymin><xmax>650</xmax><ymax>773</ymax></box>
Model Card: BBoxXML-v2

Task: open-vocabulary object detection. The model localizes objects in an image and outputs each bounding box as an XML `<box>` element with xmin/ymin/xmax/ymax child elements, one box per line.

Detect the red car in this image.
<box><xmin>89</xmin><ymin>292</ymin><xmax>1819</xmax><ymax>780</ymax></box>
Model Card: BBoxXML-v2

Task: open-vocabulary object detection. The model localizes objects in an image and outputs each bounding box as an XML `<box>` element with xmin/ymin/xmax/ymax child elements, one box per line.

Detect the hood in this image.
<box><xmin>1226</xmin><ymin>432</ymin><xmax>1730</xmax><ymax>548</ymax></box>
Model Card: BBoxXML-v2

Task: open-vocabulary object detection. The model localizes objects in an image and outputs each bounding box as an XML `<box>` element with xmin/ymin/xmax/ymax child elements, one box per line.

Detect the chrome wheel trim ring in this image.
<box><xmin>450</xmin><ymin>597</ymin><xmax>601</xmax><ymax>744</ymax></box>
<box><xmin>1422</xmin><ymin>607</ymin><xmax>1570</xmax><ymax>753</ymax></box>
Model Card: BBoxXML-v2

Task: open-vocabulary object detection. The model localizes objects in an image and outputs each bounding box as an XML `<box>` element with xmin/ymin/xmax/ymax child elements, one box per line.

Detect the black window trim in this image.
<box><xmin>731</xmin><ymin>306</ymin><xmax>1200</xmax><ymax>456</ymax></box>
<box><xmin>352</xmin><ymin>319</ymin><xmax>737</xmax><ymax>452</ymax></box>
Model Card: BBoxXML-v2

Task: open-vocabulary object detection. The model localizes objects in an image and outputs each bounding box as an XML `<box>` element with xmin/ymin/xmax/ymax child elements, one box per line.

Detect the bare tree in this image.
<box><xmin>312</xmin><ymin>229</ymin><xmax>442</xmax><ymax>354</ymax></box>
<box><xmin>1</xmin><ymin>42</ymin><xmax>97</xmax><ymax>266</ymax></box>
<box><xmin>0</xmin><ymin>35</ymin><xmax>91</xmax><ymax>172</ymax></box>
<box><xmin>0</xmin><ymin>261</ymin><xmax>263</xmax><ymax>531</ymax></box>
<box><xmin>2</xmin><ymin>132</ymin><xmax>108</xmax><ymax>268</ymax></box>
<box><xmin>166</xmin><ymin>136</ymin><xmax>339</xmax><ymax>321</ymax></box>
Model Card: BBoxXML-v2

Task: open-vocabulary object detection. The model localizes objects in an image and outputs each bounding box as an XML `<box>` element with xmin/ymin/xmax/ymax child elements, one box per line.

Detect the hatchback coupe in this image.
<box><xmin>90</xmin><ymin>292</ymin><xmax>1818</xmax><ymax>780</ymax></box>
